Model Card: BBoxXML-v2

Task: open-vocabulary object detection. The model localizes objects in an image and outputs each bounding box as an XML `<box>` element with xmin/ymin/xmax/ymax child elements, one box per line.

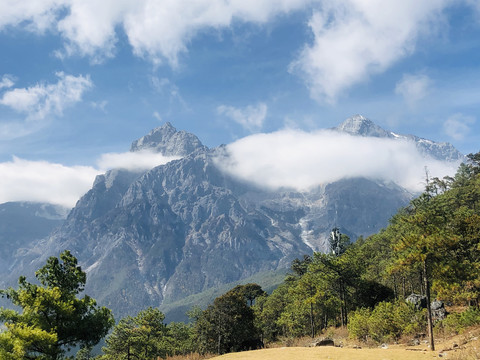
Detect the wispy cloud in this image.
<box><xmin>0</xmin><ymin>75</ymin><xmax>15</xmax><ymax>90</ymax></box>
<box><xmin>443</xmin><ymin>113</ymin><xmax>476</xmax><ymax>141</ymax></box>
<box><xmin>150</xmin><ymin>76</ymin><xmax>189</xmax><ymax>111</ymax></box>
<box><xmin>217</xmin><ymin>102</ymin><xmax>267</xmax><ymax>132</ymax></box>
<box><xmin>90</xmin><ymin>100</ymin><xmax>108</xmax><ymax>112</ymax></box>
<box><xmin>215</xmin><ymin>128</ymin><xmax>460</xmax><ymax>193</ymax></box>
<box><xmin>97</xmin><ymin>150</ymin><xmax>180</xmax><ymax>172</ymax></box>
<box><xmin>395</xmin><ymin>73</ymin><xmax>432</xmax><ymax>108</ymax></box>
<box><xmin>0</xmin><ymin>72</ymin><xmax>92</xmax><ymax>121</ymax></box>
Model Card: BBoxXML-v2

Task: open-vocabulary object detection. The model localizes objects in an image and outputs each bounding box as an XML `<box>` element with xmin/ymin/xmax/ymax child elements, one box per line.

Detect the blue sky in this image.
<box><xmin>0</xmin><ymin>0</ymin><xmax>479</xmax><ymax>207</ymax></box>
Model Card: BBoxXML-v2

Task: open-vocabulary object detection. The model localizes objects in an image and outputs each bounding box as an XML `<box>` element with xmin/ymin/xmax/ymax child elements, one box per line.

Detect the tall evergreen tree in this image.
<box><xmin>0</xmin><ymin>250</ymin><xmax>114</xmax><ymax>360</ymax></box>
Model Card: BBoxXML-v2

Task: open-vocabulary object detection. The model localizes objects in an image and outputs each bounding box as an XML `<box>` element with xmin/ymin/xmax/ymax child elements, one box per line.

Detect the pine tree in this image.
<box><xmin>0</xmin><ymin>250</ymin><xmax>114</xmax><ymax>359</ymax></box>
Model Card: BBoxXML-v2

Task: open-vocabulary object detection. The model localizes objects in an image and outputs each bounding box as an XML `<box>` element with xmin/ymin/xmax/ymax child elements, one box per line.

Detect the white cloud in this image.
<box><xmin>0</xmin><ymin>157</ymin><xmax>99</xmax><ymax>208</ymax></box>
<box><xmin>215</xmin><ymin>129</ymin><xmax>460</xmax><ymax>193</ymax></box>
<box><xmin>0</xmin><ymin>0</ymin><xmax>64</xmax><ymax>33</ymax></box>
<box><xmin>0</xmin><ymin>128</ymin><xmax>462</xmax><ymax>208</ymax></box>
<box><xmin>56</xmin><ymin>0</ymin><xmax>131</xmax><ymax>62</ymax></box>
<box><xmin>290</xmin><ymin>0</ymin><xmax>451</xmax><ymax>103</ymax></box>
<box><xmin>0</xmin><ymin>75</ymin><xmax>15</xmax><ymax>90</ymax></box>
<box><xmin>0</xmin><ymin>0</ymin><xmax>311</xmax><ymax>65</ymax></box>
<box><xmin>1</xmin><ymin>0</ymin><xmax>472</xmax><ymax>102</ymax></box>
<box><xmin>121</xmin><ymin>0</ymin><xmax>312</xmax><ymax>66</ymax></box>
<box><xmin>217</xmin><ymin>103</ymin><xmax>267</xmax><ymax>132</ymax></box>
<box><xmin>0</xmin><ymin>72</ymin><xmax>92</xmax><ymax>121</ymax></box>
<box><xmin>395</xmin><ymin>73</ymin><xmax>432</xmax><ymax>107</ymax></box>
<box><xmin>443</xmin><ymin>113</ymin><xmax>475</xmax><ymax>140</ymax></box>
<box><xmin>0</xmin><ymin>150</ymin><xmax>179</xmax><ymax>208</ymax></box>
<box><xmin>97</xmin><ymin>150</ymin><xmax>180</xmax><ymax>172</ymax></box>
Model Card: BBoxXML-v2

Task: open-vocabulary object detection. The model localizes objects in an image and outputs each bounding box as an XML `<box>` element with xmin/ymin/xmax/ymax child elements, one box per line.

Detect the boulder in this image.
<box><xmin>406</xmin><ymin>294</ymin><xmax>427</xmax><ymax>309</ymax></box>
<box><xmin>431</xmin><ymin>300</ymin><xmax>447</xmax><ymax>321</ymax></box>
<box><xmin>313</xmin><ymin>338</ymin><xmax>335</xmax><ymax>347</ymax></box>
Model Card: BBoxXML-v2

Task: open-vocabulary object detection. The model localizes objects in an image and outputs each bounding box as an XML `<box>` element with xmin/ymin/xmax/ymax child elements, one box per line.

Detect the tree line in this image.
<box><xmin>1</xmin><ymin>152</ymin><xmax>480</xmax><ymax>358</ymax></box>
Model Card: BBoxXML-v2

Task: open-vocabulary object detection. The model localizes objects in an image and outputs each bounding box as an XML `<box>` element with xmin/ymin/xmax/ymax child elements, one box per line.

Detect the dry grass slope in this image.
<box><xmin>205</xmin><ymin>326</ymin><xmax>480</xmax><ymax>360</ymax></box>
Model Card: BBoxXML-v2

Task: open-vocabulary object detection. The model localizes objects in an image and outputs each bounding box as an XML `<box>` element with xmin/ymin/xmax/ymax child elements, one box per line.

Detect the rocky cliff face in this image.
<box><xmin>4</xmin><ymin>118</ymin><xmax>457</xmax><ymax>317</ymax></box>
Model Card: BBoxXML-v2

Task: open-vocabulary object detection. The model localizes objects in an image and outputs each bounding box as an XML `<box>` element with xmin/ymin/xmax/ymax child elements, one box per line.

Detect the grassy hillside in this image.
<box><xmin>160</xmin><ymin>268</ymin><xmax>288</xmax><ymax>323</ymax></box>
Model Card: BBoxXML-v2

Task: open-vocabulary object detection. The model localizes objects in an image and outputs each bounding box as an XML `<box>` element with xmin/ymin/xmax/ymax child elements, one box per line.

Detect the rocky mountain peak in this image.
<box><xmin>335</xmin><ymin>115</ymin><xmax>464</xmax><ymax>162</ymax></box>
<box><xmin>130</xmin><ymin>122</ymin><xmax>206</xmax><ymax>156</ymax></box>
<box><xmin>335</xmin><ymin>114</ymin><xmax>391</xmax><ymax>138</ymax></box>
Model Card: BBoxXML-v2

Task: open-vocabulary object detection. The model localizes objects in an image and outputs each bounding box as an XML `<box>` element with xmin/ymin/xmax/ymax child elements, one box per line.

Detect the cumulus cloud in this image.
<box><xmin>290</xmin><ymin>0</ymin><xmax>450</xmax><ymax>103</ymax></box>
<box><xmin>0</xmin><ymin>157</ymin><xmax>99</xmax><ymax>208</ymax></box>
<box><xmin>1</xmin><ymin>0</ymin><xmax>472</xmax><ymax>98</ymax></box>
<box><xmin>215</xmin><ymin>129</ymin><xmax>460</xmax><ymax>193</ymax></box>
<box><xmin>443</xmin><ymin>113</ymin><xmax>476</xmax><ymax>140</ymax></box>
<box><xmin>395</xmin><ymin>73</ymin><xmax>432</xmax><ymax>107</ymax></box>
<box><xmin>0</xmin><ymin>0</ymin><xmax>64</xmax><ymax>33</ymax></box>
<box><xmin>217</xmin><ymin>102</ymin><xmax>267</xmax><ymax>132</ymax></box>
<box><xmin>0</xmin><ymin>0</ymin><xmax>311</xmax><ymax>65</ymax></box>
<box><xmin>0</xmin><ymin>72</ymin><xmax>92</xmax><ymax>121</ymax></box>
<box><xmin>97</xmin><ymin>150</ymin><xmax>180</xmax><ymax>172</ymax></box>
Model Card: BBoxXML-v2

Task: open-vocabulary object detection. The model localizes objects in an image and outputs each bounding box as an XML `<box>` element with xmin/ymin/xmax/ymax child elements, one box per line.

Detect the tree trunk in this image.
<box><xmin>310</xmin><ymin>302</ymin><xmax>315</xmax><ymax>338</ymax></box>
<box><xmin>340</xmin><ymin>301</ymin><xmax>344</xmax><ymax>327</ymax></box>
<box><xmin>420</xmin><ymin>270</ymin><xmax>425</xmax><ymax>296</ymax></box>
<box><xmin>393</xmin><ymin>274</ymin><xmax>397</xmax><ymax>299</ymax></box>
<box><xmin>340</xmin><ymin>281</ymin><xmax>347</xmax><ymax>327</ymax></box>
<box><xmin>423</xmin><ymin>259</ymin><xmax>435</xmax><ymax>351</ymax></box>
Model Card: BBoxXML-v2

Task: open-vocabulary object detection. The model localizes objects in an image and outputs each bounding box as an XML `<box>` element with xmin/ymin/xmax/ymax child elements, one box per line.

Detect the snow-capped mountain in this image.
<box><xmin>335</xmin><ymin>115</ymin><xmax>464</xmax><ymax>161</ymax></box>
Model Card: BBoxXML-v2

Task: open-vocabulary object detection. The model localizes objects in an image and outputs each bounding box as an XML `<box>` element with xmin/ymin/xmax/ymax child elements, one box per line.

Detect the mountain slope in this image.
<box><xmin>0</xmin><ymin>202</ymin><xmax>68</xmax><ymax>274</ymax></box>
<box><xmin>5</xmin><ymin>118</ymin><xmax>458</xmax><ymax>318</ymax></box>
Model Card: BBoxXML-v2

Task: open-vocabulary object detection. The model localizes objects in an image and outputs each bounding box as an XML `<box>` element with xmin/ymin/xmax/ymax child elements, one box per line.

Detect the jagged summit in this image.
<box><xmin>335</xmin><ymin>114</ymin><xmax>392</xmax><ymax>138</ymax></box>
<box><xmin>130</xmin><ymin>122</ymin><xmax>206</xmax><ymax>156</ymax></box>
<box><xmin>335</xmin><ymin>115</ymin><xmax>464</xmax><ymax>162</ymax></box>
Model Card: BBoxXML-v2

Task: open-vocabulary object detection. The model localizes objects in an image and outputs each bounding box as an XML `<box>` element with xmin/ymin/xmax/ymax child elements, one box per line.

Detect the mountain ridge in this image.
<box><xmin>335</xmin><ymin>115</ymin><xmax>464</xmax><ymax>162</ymax></box>
<box><xmin>1</xmin><ymin>116</ymin><xmax>462</xmax><ymax>318</ymax></box>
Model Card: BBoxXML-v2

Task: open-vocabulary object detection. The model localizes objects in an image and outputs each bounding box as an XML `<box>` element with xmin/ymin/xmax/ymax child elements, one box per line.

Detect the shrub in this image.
<box><xmin>348</xmin><ymin>300</ymin><xmax>426</xmax><ymax>343</ymax></box>
<box><xmin>438</xmin><ymin>307</ymin><xmax>480</xmax><ymax>334</ymax></box>
<box><xmin>348</xmin><ymin>307</ymin><xmax>371</xmax><ymax>342</ymax></box>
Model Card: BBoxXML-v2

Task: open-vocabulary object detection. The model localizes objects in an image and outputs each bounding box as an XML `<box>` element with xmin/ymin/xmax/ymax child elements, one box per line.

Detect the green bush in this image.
<box><xmin>439</xmin><ymin>307</ymin><xmax>480</xmax><ymax>334</ymax></box>
<box><xmin>348</xmin><ymin>307</ymin><xmax>371</xmax><ymax>342</ymax></box>
<box><xmin>348</xmin><ymin>300</ymin><xmax>426</xmax><ymax>343</ymax></box>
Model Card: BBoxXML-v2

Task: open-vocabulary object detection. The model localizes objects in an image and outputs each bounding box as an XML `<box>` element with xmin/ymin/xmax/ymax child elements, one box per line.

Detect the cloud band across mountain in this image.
<box><xmin>215</xmin><ymin>128</ymin><xmax>461</xmax><ymax>193</ymax></box>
